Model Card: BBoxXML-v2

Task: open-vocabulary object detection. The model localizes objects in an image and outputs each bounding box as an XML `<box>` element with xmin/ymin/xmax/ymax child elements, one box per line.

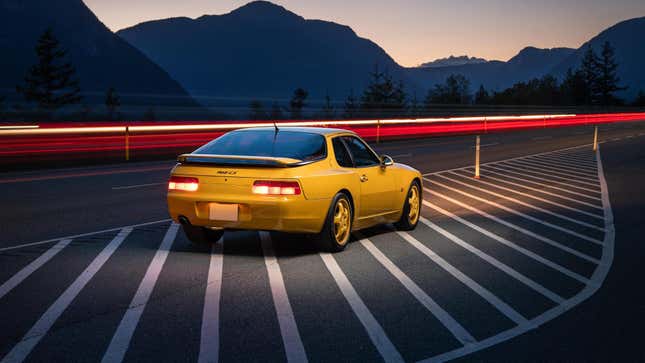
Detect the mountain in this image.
<box><xmin>406</xmin><ymin>47</ymin><xmax>575</xmax><ymax>93</ymax></box>
<box><xmin>419</xmin><ymin>55</ymin><xmax>488</xmax><ymax>68</ymax></box>
<box><xmin>551</xmin><ymin>17</ymin><xmax>645</xmax><ymax>100</ymax></box>
<box><xmin>117</xmin><ymin>1</ymin><xmax>412</xmax><ymax>109</ymax></box>
<box><xmin>0</xmin><ymin>0</ymin><xmax>198</xmax><ymax>113</ymax></box>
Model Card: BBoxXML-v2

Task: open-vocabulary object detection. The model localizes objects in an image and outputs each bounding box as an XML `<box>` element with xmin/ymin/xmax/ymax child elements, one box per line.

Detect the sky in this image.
<box><xmin>84</xmin><ymin>0</ymin><xmax>645</xmax><ymax>67</ymax></box>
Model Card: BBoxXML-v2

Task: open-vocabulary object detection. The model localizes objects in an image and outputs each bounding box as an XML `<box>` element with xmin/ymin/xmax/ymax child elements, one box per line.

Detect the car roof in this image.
<box><xmin>232</xmin><ymin>126</ymin><xmax>355</xmax><ymax>137</ymax></box>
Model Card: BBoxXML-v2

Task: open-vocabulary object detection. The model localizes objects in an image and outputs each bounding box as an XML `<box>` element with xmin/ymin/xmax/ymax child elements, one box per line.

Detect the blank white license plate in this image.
<box><xmin>209</xmin><ymin>203</ymin><xmax>238</xmax><ymax>221</ymax></box>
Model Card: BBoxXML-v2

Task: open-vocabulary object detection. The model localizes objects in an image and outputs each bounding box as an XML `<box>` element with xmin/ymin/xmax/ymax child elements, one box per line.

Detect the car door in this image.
<box><xmin>340</xmin><ymin>136</ymin><xmax>396</xmax><ymax>221</ymax></box>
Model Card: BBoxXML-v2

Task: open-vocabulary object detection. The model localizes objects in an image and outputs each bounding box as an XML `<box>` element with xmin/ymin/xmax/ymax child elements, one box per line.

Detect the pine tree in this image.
<box><xmin>105</xmin><ymin>87</ymin><xmax>120</xmax><ymax>120</ymax></box>
<box><xmin>560</xmin><ymin>68</ymin><xmax>588</xmax><ymax>105</ymax></box>
<box><xmin>249</xmin><ymin>100</ymin><xmax>267</xmax><ymax>120</ymax></box>
<box><xmin>360</xmin><ymin>66</ymin><xmax>407</xmax><ymax>117</ymax></box>
<box><xmin>596</xmin><ymin>41</ymin><xmax>626</xmax><ymax>106</ymax></box>
<box><xmin>343</xmin><ymin>89</ymin><xmax>358</xmax><ymax>119</ymax></box>
<box><xmin>579</xmin><ymin>46</ymin><xmax>600</xmax><ymax>105</ymax></box>
<box><xmin>474</xmin><ymin>85</ymin><xmax>490</xmax><ymax>105</ymax></box>
<box><xmin>16</xmin><ymin>28</ymin><xmax>81</xmax><ymax>117</ymax></box>
<box><xmin>425</xmin><ymin>74</ymin><xmax>471</xmax><ymax>105</ymax></box>
<box><xmin>289</xmin><ymin>88</ymin><xmax>308</xmax><ymax>119</ymax></box>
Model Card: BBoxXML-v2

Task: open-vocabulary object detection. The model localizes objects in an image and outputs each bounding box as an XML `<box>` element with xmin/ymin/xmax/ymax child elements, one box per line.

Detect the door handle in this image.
<box><xmin>360</xmin><ymin>174</ymin><xmax>368</xmax><ymax>182</ymax></box>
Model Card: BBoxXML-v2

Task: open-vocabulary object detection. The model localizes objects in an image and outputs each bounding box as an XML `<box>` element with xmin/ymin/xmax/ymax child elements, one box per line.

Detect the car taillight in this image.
<box><xmin>252</xmin><ymin>180</ymin><xmax>301</xmax><ymax>195</ymax></box>
<box><xmin>168</xmin><ymin>176</ymin><xmax>199</xmax><ymax>192</ymax></box>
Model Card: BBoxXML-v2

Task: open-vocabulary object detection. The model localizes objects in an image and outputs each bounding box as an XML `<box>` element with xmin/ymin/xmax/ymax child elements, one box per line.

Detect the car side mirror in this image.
<box><xmin>381</xmin><ymin>155</ymin><xmax>394</xmax><ymax>167</ymax></box>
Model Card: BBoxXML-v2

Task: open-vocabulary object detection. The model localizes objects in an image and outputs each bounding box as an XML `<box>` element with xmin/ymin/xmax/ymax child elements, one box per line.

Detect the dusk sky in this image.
<box><xmin>84</xmin><ymin>0</ymin><xmax>645</xmax><ymax>67</ymax></box>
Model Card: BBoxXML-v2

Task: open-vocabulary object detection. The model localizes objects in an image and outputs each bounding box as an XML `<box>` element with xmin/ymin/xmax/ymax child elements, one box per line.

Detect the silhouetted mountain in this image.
<box><xmin>407</xmin><ymin>47</ymin><xmax>574</xmax><ymax>93</ymax></box>
<box><xmin>117</xmin><ymin>1</ymin><xmax>411</xmax><ymax>109</ymax></box>
<box><xmin>0</xmin><ymin>0</ymin><xmax>198</xmax><ymax>112</ymax></box>
<box><xmin>419</xmin><ymin>55</ymin><xmax>488</xmax><ymax>68</ymax></box>
<box><xmin>551</xmin><ymin>17</ymin><xmax>645</xmax><ymax>100</ymax></box>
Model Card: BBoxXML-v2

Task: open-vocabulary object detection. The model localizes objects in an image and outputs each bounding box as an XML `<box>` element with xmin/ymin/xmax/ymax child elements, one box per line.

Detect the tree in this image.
<box><xmin>579</xmin><ymin>46</ymin><xmax>600</xmax><ymax>105</ymax></box>
<box><xmin>596</xmin><ymin>41</ymin><xmax>626</xmax><ymax>106</ymax></box>
<box><xmin>343</xmin><ymin>89</ymin><xmax>358</xmax><ymax>119</ymax></box>
<box><xmin>560</xmin><ymin>68</ymin><xmax>588</xmax><ymax>106</ymax></box>
<box><xmin>269</xmin><ymin>102</ymin><xmax>284</xmax><ymax>120</ymax></box>
<box><xmin>290</xmin><ymin>88</ymin><xmax>308</xmax><ymax>119</ymax></box>
<box><xmin>16</xmin><ymin>28</ymin><xmax>81</xmax><ymax>117</ymax></box>
<box><xmin>408</xmin><ymin>92</ymin><xmax>421</xmax><ymax>117</ymax></box>
<box><xmin>632</xmin><ymin>90</ymin><xmax>645</xmax><ymax>107</ymax></box>
<box><xmin>425</xmin><ymin>74</ymin><xmax>471</xmax><ymax>105</ymax></box>
<box><xmin>321</xmin><ymin>93</ymin><xmax>335</xmax><ymax>120</ymax></box>
<box><xmin>105</xmin><ymin>87</ymin><xmax>120</xmax><ymax>120</ymax></box>
<box><xmin>360</xmin><ymin>66</ymin><xmax>407</xmax><ymax>117</ymax></box>
<box><xmin>474</xmin><ymin>85</ymin><xmax>490</xmax><ymax>105</ymax></box>
<box><xmin>249</xmin><ymin>100</ymin><xmax>267</xmax><ymax>120</ymax></box>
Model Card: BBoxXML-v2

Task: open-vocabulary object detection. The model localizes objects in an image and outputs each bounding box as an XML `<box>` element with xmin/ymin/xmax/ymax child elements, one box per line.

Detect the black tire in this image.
<box><xmin>318</xmin><ymin>193</ymin><xmax>353</xmax><ymax>252</ymax></box>
<box><xmin>182</xmin><ymin>223</ymin><xmax>224</xmax><ymax>245</ymax></box>
<box><xmin>394</xmin><ymin>180</ymin><xmax>421</xmax><ymax>231</ymax></box>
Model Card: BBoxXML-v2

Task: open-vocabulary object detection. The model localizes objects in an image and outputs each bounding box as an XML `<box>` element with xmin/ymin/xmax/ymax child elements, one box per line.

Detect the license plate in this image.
<box><xmin>209</xmin><ymin>203</ymin><xmax>238</xmax><ymax>221</ymax></box>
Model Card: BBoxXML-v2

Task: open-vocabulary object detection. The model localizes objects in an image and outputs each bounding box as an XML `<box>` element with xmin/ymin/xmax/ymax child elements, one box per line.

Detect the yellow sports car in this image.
<box><xmin>167</xmin><ymin>127</ymin><xmax>422</xmax><ymax>251</ymax></box>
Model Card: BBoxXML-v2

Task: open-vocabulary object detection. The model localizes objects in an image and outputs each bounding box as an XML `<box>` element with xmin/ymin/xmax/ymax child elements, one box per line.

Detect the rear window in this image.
<box><xmin>195</xmin><ymin>130</ymin><xmax>327</xmax><ymax>161</ymax></box>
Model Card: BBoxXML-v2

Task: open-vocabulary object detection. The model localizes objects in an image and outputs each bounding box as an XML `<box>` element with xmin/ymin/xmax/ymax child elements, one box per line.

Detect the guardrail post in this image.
<box><xmin>474</xmin><ymin>135</ymin><xmax>481</xmax><ymax>179</ymax></box>
<box><xmin>593</xmin><ymin>125</ymin><xmax>598</xmax><ymax>151</ymax></box>
<box><xmin>376</xmin><ymin>119</ymin><xmax>381</xmax><ymax>144</ymax></box>
<box><xmin>125</xmin><ymin>126</ymin><xmax>130</xmax><ymax>161</ymax></box>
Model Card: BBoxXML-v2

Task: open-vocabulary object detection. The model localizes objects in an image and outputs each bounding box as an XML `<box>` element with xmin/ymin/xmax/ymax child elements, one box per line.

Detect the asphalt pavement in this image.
<box><xmin>0</xmin><ymin>122</ymin><xmax>644</xmax><ymax>362</ymax></box>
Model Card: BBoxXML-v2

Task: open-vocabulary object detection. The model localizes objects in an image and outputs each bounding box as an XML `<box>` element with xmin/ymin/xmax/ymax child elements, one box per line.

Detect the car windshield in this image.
<box><xmin>195</xmin><ymin>130</ymin><xmax>326</xmax><ymax>161</ymax></box>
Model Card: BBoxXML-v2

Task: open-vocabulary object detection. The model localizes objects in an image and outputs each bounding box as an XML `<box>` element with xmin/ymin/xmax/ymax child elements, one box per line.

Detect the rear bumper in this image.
<box><xmin>167</xmin><ymin>191</ymin><xmax>330</xmax><ymax>234</ymax></box>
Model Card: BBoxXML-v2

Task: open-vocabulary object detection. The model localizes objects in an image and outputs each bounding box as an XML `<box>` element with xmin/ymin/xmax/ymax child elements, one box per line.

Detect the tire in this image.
<box><xmin>182</xmin><ymin>223</ymin><xmax>224</xmax><ymax>245</ymax></box>
<box><xmin>394</xmin><ymin>180</ymin><xmax>421</xmax><ymax>231</ymax></box>
<box><xmin>318</xmin><ymin>193</ymin><xmax>353</xmax><ymax>252</ymax></box>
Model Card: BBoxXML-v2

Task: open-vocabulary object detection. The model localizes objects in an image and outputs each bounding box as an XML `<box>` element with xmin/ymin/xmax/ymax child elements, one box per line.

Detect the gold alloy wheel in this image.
<box><xmin>333</xmin><ymin>198</ymin><xmax>351</xmax><ymax>245</ymax></box>
<box><xmin>408</xmin><ymin>185</ymin><xmax>420</xmax><ymax>225</ymax></box>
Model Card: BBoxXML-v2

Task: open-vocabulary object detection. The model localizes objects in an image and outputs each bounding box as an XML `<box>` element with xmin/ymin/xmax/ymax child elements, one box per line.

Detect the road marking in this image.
<box><xmin>111</xmin><ymin>183</ymin><xmax>165</xmax><ymax>190</ymax></box>
<box><xmin>0</xmin><ymin>165</ymin><xmax>172</xmax><ymax>184</ymax></box>
<box><xmin>472</xmin><ymin>167</ymin><xmax>603</xmax><ymax>207</ymax></box>
<box><xmin>319</xmin><ymin>252</ymin><xmax>404</xmax><ymax>363</ymax></box>
<box><xmin>531</xmin><ymin>136</ymin><xmax>552</xmax><ymax>141</ymax></box>
<box><xmin>424</xmin><ymin>201</ymin><xmax>589</xmax><ymax>284</ymax></box>
<box><xmin>1</xmin><ymin>228</ymin><xmax>133</xmax><ymax>363</ymax></box>
<box><xmin>0</xmin><ymin>239</ymin><xmax>72</xmax><ymax>300</ymax></box>
<box><xmin>527</xmin><ymin>155</ymin><xmax>598</xmax><ymax>171</ymax></box>
<box><xmin>359</xmin><ymin>237</ymin><xmax>476</xmax><ymax>345</ymax></box>
<box><xmin>499</xmin><ymin>161</ymin><xmax>600</xmax><ymax>186</ymax></box>
<box><xmin>0</xmin><ymin>219</ymin><xmax>171</xmax><ymax>252</ymax></box>
<box><xmin>513</xmin><ymin>158</ymin><xmax>598</xmax><ymax>177</ymax></box>
<box><xmin>626</xmin><ymin>135</ymin><xmax>634</xmax><ymax>138</ymax></box>
<box><xmin>101</xmin><ymin>224</ymin><xmax>178</xmax><ymax>363</ymax></box>
<box><xmin>449</xmin><ymin>170</ymin><xmax>605</xmax><ymax>222</ymax></box>
<box><xmin>425</xmin><ymin>144</ymin><xmax>614</xmax><ymax>363</ymax></box>
<box><xmin>424</xmin><ymin>188</ymin><xmax>600</xmax><ymax>264</ymax></box>
<box><xmin>539</xmin><ymin>155</ymin><xmax>597</xmax><ymax>167</ymax></box>
<box><xmin>397</xmin><ymin>231</ymin><xmax>528</xmax><ymax>325</ymax></box>
<box><xmin>548</xmin><ymin>149</ymin><xmax>595</xmax><ymax>160</ymax></box>
<box><xmin>427</xmin><ymin>178</ymin><xmax>604</xmax><ymax>245</ymax></box>
<box><xmin>198</xmin><ymin>238</ymin><xmax>225</xmax><ymax>363</ymax></box>
<box><xmin>471</xmin><ymin>142</ymin><xmax>499</xmax><ymax>149</ymax></box>
<box><xmin>506</xmin><ymin>159</ymin><xmax>599</xmax><ymax>182</ymax></box>
<box><xmin>260</xmin><ymin>232</ymin><xmax>308</xmax><ymax>363</ymax></box>
<box><xmin>488</xmin><ymin>164</ymin><xmax>601</xmax><ymax>194</ymax></box>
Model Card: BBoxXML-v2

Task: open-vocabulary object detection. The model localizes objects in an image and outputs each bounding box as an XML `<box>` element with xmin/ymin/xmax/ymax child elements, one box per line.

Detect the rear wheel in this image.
<box><xmin>318</xmin><ymin>193</ymin><xmax>353</xmax><ymax>252</ymax></box>
<box><xmin>181</xmin><ymin>223</ymin><xmax>224</xmax><ymax>245</ymax></box>
<box><xmin>394</xmin><ymin>180</ymin><xmax>421</xmax><ymax>230</ymax></box>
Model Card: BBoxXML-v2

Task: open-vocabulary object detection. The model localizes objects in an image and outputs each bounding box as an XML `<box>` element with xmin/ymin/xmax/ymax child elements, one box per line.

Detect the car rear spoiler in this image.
<box><xmin>177</xmin><ymin>154</ymin><xmax>306</xmax><ymax>167</ymax></box>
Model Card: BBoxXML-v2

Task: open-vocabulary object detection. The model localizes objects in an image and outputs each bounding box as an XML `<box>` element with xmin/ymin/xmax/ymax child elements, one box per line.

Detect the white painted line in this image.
<box><xmin>611</xmin><ymin>138</ymin><xmax>621</xmax><ymax>141</ymax></box>
<box><xmin>198</xmin><ymin>238</ymin><xmax>225</xmax><ymax>363</ymax></box>
<box><xmin>397</xmin><ymin>231</ymin><xmax>528</xmax><ymax>325</ymax></box>
<box><xmin>488</xmin><ymin>164</ymin><xmax>601</xmax><ymax>194</ymax></box>
<box><xmin>471</xmin><ymin>142</ymin><xmax>499</xmax><ymax>149</ymax></box>
<box><xmin>101</xmin><ymin>224</ymin><xmax>178</xmax><ymax>363</ymax></box>
<box><xmin>424</xmin><ymin>201</ymin><xmax>590</xmax><ymax>284</ymax></box>
<box><xmin>0</xmin><ymin>219</ymin><xmax>171</xmax><ymax>252</ymax></box>
<box><xmin>424</xmin><ymin>188</ymin><xmax>600</xmax><ymax>264</ymax></box>
<box><xmin>260</xmin><ymin>232</ymin><xmax>308</xmax><ymax>363</ymax></box>
<box><xmin>427</xmin><ymin>177</ymin><xmax>604</xmax><ymax>245</ymax></box>
<box><xmin>424</xmin><ymin>144</ymin><xmax>615</xmax><ymax>363</ymax></box>
<box><xmin>2</xmin><ymin>228</ymin><xmax>133</xmax><ymax>363</ymax></box>
<box><xmin>626</xmin><ymin>135</ymin><xmax>634</xmax><ymax>139</ymax></box>
<box><xmin>527</xmin><ymin>155</ymin><xmax>598</xmax><ymax>171</ymax></box>
<box><xmin>319</xmin><ymin>252</ymin><xmax>404</xmax><ymax>363</ymax></box>
<box><xmin>540</xmin><ymin>155</ymin><xmax>597</xmax><ymax>167</ymax></box>
<box><xmin>0</xmin><ymin>239</ymin><xmax>72</xmax><ymax>300</ymax></box>
<box><xmin>506</xmin><ymin>159</ymin><xmax>599</xmax><ymax>181</ymax></box>
<box><xmin>359</xmin><ymin>237</ymin><xmax>476</xmax><ymax>345</ymax></box>
<box><xmin>531</xmin><ymin>136</ymin><xmax>552</xmax><ymax>141</ymax></box>
<box><xmin>513</xmin><ymin>158</ymin><xmax>598</xmax><ymax>177</ymax></box>
<box><xmin>473</xmin><ymin>166</ymin><xmax>603</xmax><ymax>207</ymax></box>
<box><xmin>449</xmin><ymin>170</ymin><xmax>604</xmax><ymax>221</ymax></box>
<box><xmin>111</xmin><ymin>183</ymin><xmax>165</xmax><ymax>190</ymax></box>
<box><xmin>421</xmin><ymin>143</ymin><xmax>593</xmax><ymax>176</ymax></box>
<box><xmin>499</xmin><ymin>161</ymin><xmax>600</xmax><ymax>186</ymax></box>
<box><xmin>548</xmin><ymin>150</ymin><xmax>595</xmax><ymax>162</ymax></box>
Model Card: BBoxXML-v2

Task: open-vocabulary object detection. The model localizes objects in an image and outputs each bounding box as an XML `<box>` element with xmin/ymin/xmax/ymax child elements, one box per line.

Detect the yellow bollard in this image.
<box><xmin>593</xmin><ymin>126</ymin><xmax>598</xmax><ymax>151</ymax></box>
<box><xmin>125</xmin><ymin>126</ymin><xmax>130</xmax><ymax>161</ymax></box>
<box><xmin>474</xmin><ymin>135</ymin><xmax>481</xmax><ymax>179</ymax></box>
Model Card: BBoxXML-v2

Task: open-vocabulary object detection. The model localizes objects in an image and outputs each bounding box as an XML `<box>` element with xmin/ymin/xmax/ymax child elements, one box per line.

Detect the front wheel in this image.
<box><xmin>318</xmin><ymin>193</ymin><xmax>353</xmax><ymax>252</ymax></box>
<box><xmin>394</xmin><ymin>180</ymin><xmax>421</xmax><ymax>231</ymax></box>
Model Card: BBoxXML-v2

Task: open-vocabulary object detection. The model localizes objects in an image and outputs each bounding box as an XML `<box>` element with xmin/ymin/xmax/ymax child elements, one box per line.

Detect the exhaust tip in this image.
<box><xmin>178</xmin><ymin>216</ymin><xmax>190</xmax><ymax>226</ymax></box>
